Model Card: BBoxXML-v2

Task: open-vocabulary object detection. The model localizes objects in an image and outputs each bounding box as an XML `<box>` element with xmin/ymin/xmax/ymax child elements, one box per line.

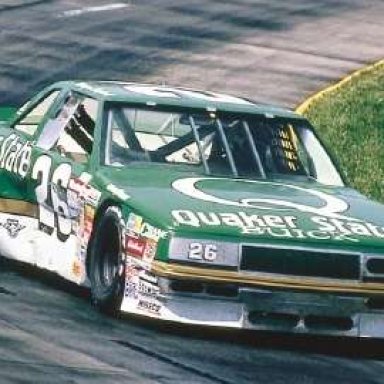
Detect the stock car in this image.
<box><xmin>1</xmin><ymin>81</ymin><xmax>384</xmax><ymax>338</ymax></box>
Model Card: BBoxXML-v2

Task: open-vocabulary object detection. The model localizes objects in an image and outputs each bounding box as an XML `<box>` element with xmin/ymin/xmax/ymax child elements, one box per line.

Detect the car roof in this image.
<box><xmin>54</xmin><ymin>80</ymin><xmax>304</xmax><ymax>120</ymax></box>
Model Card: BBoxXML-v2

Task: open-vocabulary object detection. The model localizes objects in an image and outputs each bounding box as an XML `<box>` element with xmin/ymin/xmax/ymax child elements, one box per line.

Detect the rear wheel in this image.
<box><xmin>89</xmin><ymin>206</ymin><xmax>124</xmax><ymax>315</ymax></box>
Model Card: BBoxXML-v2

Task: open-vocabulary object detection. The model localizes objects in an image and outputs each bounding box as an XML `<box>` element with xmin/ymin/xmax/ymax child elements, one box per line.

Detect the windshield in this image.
<box><xmin>104</xmin><ymin>106</ymin><xmax>344</xmax><ymax>186</ymax></box>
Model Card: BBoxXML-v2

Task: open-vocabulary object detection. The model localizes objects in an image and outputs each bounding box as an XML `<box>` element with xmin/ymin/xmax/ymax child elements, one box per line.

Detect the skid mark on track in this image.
<box><xmin>0</xmin><ymin>286</ymin><xmax>16</xmax><ymax>296</ymax></box>
<box><xmin>114</xmin><ymin>339</ymin><xmax>235</xmax><ymax>384</ymax></box>
<box><xmin>0</xmin><ymin>356</ymin><xmax>125</xmax><ymax>375</ymax></box>
<box><xmin>59</xmin><ymin>3</ymin><xmax>131</xmax><ymax>18</ymax></box>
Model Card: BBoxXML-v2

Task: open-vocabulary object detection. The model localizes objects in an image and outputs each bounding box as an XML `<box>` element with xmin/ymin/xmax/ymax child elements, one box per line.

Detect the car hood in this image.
<box><xmin>96</xmin><ymin>165</ymin><xmax>384</xmax><ymax>250</ymax></box>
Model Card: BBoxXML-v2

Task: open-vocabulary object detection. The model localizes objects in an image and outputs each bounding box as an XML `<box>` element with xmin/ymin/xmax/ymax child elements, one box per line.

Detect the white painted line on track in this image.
<box><xmin>59</xmin><ymin>3</ymin><xmax>130</xmax><ymax>18</ymax></box>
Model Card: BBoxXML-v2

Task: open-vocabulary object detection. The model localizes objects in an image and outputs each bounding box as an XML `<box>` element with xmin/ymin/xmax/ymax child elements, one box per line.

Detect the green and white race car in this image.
<box><xmin>1</xmin><ymin>81</ymin><xmax>384</xmax><ymax>338</ymax></box>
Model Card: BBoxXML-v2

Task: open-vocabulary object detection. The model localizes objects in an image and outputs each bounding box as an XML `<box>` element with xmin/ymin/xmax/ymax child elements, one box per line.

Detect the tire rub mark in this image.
<box><xmin>0</xmin><ymin>356</ymin><xmax>127</xmax><ymax>376</ymax></box>
<box><xmin>114</xmin><ymin>339</ymin><xmax>234</xmax><ymax>384</ymax></box>
<box><xmin>0</xmin><ymin>286</ymin><xmax>16</xmax><ymax>296</ymax></box>
<box><xmin>59</xmin><ymin>3</ymin><xmax>130</xmax><ymax>18</ymax></box>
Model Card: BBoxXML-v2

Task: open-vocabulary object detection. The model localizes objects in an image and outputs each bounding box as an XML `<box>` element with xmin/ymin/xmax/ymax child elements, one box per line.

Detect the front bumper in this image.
<box><xmin>120</xmin><ymin>260</ymin><xmax>384</xmax><ymax>338</ymax></box>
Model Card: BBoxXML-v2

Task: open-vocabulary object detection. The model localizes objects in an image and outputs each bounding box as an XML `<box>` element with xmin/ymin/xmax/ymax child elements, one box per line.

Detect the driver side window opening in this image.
<box><xmin>37</xmin><ymin>93</ymin><xmax>98</xmax><ymax>163</ymax></box>
<box><xmin>13</xmin><ymin>90</ymin><xmax>60</xmax><ymax>136</ymax></box>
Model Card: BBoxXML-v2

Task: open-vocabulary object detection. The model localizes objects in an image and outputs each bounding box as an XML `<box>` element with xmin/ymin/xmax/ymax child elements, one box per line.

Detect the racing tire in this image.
<box><xmin>89</xmin><ymin>206</ymin><xmax>124</xmax><ymax>316</ymax></box>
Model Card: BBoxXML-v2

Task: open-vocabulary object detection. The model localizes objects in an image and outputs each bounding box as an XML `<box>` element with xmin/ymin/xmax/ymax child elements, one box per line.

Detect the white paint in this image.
<box><xmin>0</xmin><ymin>213</ymin><xmax>37</xmax><ymax>263</ymax></box>
<box><xmin>107</xmin><ymin>184</ymin><xmax>130</xmax><ymax>201</ymax></box>
<box><xmin>75</xmin><ymin>82</ymin><xmax>113</xmax><ymax>97</ymax></box>
<box><xmin>172</xmin><ymin>177</ymin><xmax>359</xmax><ymax>221</ymax></box>
<box><xmin>78</xmin><ymin>172</ymin><xmax>93</xmax><ymax>184</ymax></box>
<box><xmin>0</xmin><ymin>211</ymin><xmax>87</xmax><ymax>285</ymax></box>
<box><xmin>178</xmin><ymin>89</ymin><xmax>252</xmax><ymax>105</ymax></box>
<box><xmin>59</xmin><ymin>3</ymin><xmax>130</xmax><ymax>18</ymax></box>
<box><xmin>124</xmin><ymin>85</ymin><xmax>180</xmax><ymax>99</ymax></box>
<box><xmin>124</xmin><ymin>85</ymin><xmax>252</xmax><ymax>105</ymax></box>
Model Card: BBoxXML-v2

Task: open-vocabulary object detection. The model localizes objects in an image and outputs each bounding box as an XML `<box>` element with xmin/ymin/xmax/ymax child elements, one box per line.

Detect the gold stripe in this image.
<box><xmin>152</xmin><ymin>260</ymin><xmax>384</xmax><ymax>295</ymax></box>
<box><xmin>295</xmin><ymin>58</ymin><xmax>384</xmax><ymax>115</ymax></box>
<box><xmin>0</xmin><ymin>198</ymin><xmax>37</xmax><ymax>218</ymax></box>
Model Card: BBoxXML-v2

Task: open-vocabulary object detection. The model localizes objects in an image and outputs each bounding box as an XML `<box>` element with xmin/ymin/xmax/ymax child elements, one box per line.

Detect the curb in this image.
<box><xmin>295</xmin><ymin>58</ymin><xmax>384</xmax><ymax>115</ymax></box>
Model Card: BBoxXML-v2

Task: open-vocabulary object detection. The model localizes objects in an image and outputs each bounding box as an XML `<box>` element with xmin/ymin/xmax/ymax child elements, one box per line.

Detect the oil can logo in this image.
<box><xmin>171</xmin><ymin>177</ymin><xmax>384</xmax><ymax>242</ymax></box>
<box><xmin>0</xmin><ymin>218</ymin><xmax>26</xmax><ymax>238</ymax></box>
<box><xmin>172</xmin><ymin>177</ymin><xmax>354</xmax><ymax>220</ymax></box>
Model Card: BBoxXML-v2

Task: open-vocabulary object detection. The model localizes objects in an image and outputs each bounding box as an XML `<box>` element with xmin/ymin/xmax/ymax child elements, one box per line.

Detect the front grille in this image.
<box><xmin>248</xmin><ymin>311</ymin><xmax>299</xmax><ymax>328</ymax></box>
<box><xmin>304</xmin><ymin>315</ymin><xmax>354</xmax><ymax>331</ymax></box>
<box><xmin>170</xmin><ymin>279</ymin><xmax>239</xmax><ymax>298</ymax></box>
<box><xmin>366</xmin><ymin>297</ymin><xmax>384</xmax><ymax>310</ymax></box>
<box><xmin>366</xmin><ymin>258</ymin><xmax>384</xmax><ymax>274</ymax></box>
<box><xmin>240</xmin><ymin>246</ymin><xmax>361</xmax><ymax>280</ymax></box>
<box><xmin>362</xmin><ymin>255</ymin><xmax>384</xmax><ymax>282</ymax></box>
<box><xmin>247</xmin><ymin>311</ymin><xmax>354</xmax><ymax>332</ymax></box>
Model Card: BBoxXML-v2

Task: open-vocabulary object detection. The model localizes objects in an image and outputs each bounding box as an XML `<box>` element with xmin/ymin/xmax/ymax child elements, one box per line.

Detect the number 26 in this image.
<box><xmin>32</xmin><ymin>155</ymin><xmax>72</xmax><ymax>241</ymax></box>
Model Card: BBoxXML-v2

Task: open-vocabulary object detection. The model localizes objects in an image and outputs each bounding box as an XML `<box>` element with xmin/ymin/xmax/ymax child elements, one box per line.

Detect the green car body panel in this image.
<box><xmin>0</xmin><ymin>81</ymin><xmax>384</xmax><ymax>337</ymax></box>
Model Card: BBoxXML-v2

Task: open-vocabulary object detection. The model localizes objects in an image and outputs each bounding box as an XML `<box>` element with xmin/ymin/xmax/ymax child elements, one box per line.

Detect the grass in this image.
<box><xmin>302</xmin><ymin>65</ymin><xmax>384</xmax><ymax>202</ymax></box>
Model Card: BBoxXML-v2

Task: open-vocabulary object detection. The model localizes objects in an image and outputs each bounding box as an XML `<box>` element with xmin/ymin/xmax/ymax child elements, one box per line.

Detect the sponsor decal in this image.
<box><xmin>125</xmin><ymin>263</ymin><xmax>140</xmax><ymax>299</ymax></box>
<box><xmin>137</xmin><ymin>298</ymin><xmax>161</xmax><ymax>315</ymax></box>
<box><xmin>71</xmin><ymin>259</ymin><xmax>83</xmax><ymax>278</ymax></box>
<box><xmin>172</xmin><ymin>209</ymin><xmax>384</xmax><ymax>242</ymax></box>
<box><xmin>138</xmin><ymin>279</ymin><xmax>159</xmax><ymax>297</ymax></box>
<box><xmin>172</xmin><ymin>177</ymin><xmax>355</xmax><ymax>220</ymax></box>
<box><xmin>173</xmin><ymin>210</ymin><xmax>298</xmax><ymax>229</ymax></box>
<box><xmin>141</xmin><ymin>222</ymin><xmax>166</xmax><ymax>241</ymax></box>
<box><xmin>124</xmin><ymin>213</ymin><xmax>166</xmax><ymax>262</ymax></box>
<box><xmin>126</xmin><ymin>213</ymin><xmax>166</xmax><ymax>241</ymax></box>
<box><xmin>125</xmin><ymin>234</ymin><xmax>146</xmax><ymax>258</ymax></box>
<box><xmin>170</xmin><ymin>177</ymin><xmax>384</xmax><ymax>242</ymax></box>
<box><xmin>143</xmin><ymin>239</ymin><xmax>157</xmax><ymax>263</ymax></box>
<box><xmin>124</xmin><ymin>258</ymin><xmax>160</xmax><ymax>306</ymax></box>
<box><xmin>83</xmin><ymin>204</ymin><xmax>95</xmax><ymax>241</ymax></box>
<box><xmin>126</xmin><ymin>213</ymin><xmax>143</xmax><ymax>234</ymax></box>
<box><xmin>125</xmin><ymin>235</ymin><xmax>158</xmax><ymax>262</ymax></box>
<box><xmin>67</xmin><ymin>175</ymin><xmax>101</xmax><ymax>278</ymax></box>
<box><xmin>0</xmin><ymin>218</ymin><xmax>26</xmax><ymax>238</ymax></box>
<box><xmin>67</xmin><ymin>175</ymin><xmax>101</xmax><ymax>218</ymax></box>
<box><xmin>0</xmin><ymin>134</ymin><xmax>32</xmax><ymax>178</ymax></box>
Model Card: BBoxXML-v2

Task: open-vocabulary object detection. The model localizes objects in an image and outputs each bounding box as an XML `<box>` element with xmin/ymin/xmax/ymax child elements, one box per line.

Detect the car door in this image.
<box><xmin>0</xmin><ymin>88</ymin><xmax>62</xmax><ymax>262</ymax></box>
<box><xmin>25</xmin><ymin>90</ymin><xmax>99</xmax><ymax>282</ymax></box>
<box><xmin>5</xmin><ymin>90</ymin><xmax>98</xmax><ymax>283</ymax></box>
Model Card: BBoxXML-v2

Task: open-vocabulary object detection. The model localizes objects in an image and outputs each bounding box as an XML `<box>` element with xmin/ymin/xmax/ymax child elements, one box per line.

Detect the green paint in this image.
<box><xmin>1</xmin><ymin>81</ymin><xmax>384</xmax><ymax>271</ymax></box>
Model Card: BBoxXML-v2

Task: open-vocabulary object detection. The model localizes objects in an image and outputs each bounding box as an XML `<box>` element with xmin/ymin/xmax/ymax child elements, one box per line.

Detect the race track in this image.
<box><xmin>0</xmin><ymin>1</ymin><xmax>384</xmax><ymax>383</ymax></box>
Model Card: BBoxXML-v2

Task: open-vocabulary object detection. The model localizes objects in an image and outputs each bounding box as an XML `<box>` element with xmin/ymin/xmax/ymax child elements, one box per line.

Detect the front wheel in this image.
<box><xmin>89</xmin><ymin>206</ymin><xmax>124</xmax><ymax>315</ymax></box>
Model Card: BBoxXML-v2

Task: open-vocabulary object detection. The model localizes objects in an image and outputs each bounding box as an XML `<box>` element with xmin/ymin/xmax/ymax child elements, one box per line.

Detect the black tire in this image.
<box><xmin>89</xmin><ymin>206</ymin><xmax>124</xmax><ymax>315</ymax></box>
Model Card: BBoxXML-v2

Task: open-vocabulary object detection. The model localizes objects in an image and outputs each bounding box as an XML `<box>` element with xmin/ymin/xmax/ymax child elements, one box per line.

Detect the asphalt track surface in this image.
<box><xmin>0</xmin><ymin>1</ymin><xmax>384</xmax><ymax>383</ymax></box>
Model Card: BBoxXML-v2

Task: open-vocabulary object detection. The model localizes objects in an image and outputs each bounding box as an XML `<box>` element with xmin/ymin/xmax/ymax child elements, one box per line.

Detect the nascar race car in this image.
<box><xmin>0</xmin><ymin>81</ymin><xmax>384</xmax><ymax>338</ymax></box>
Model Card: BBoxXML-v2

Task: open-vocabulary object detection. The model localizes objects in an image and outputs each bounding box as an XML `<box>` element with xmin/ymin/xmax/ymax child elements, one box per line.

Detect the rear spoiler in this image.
<box><xmin>0</xmin><ymin>107</ymin><xmax>17</xmax><ymax>123</ymax></box>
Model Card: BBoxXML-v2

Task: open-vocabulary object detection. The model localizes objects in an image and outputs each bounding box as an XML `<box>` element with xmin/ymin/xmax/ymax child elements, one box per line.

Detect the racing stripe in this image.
<box><xmin>0</xmin><ymin>198</ymin><xmax>37</xmax><ymax>218</ymax></box>
<box><xmin>152</xmin><ymin>260</ymin><xmax>384</xmax><ymax>295</ymax></box>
